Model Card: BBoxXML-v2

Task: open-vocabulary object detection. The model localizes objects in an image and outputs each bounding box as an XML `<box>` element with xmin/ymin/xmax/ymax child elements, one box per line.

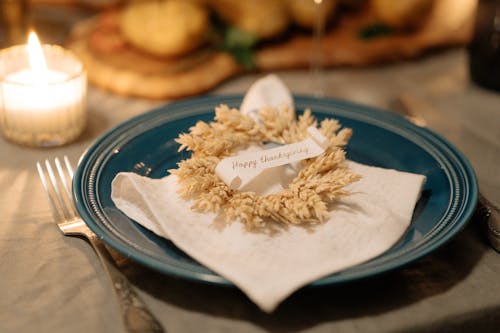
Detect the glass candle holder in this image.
<box><xmin>0</xmin><ymin>44</ymin><xmax>87</xmax><ymax>147</ymax></box>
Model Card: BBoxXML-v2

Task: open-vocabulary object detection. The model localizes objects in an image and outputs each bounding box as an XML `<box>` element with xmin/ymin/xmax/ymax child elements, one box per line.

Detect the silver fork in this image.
<box><xmin>37</xmin><ymin>157</ymin><xmax>165</xmax><ymax>333</ymax></box>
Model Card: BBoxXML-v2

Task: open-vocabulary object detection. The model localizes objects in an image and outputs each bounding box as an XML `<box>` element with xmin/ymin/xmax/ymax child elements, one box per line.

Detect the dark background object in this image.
<box><xmin>468</xmin><ymin>0</ymin><xmax>500</xmax><ymax>92</ymax></box>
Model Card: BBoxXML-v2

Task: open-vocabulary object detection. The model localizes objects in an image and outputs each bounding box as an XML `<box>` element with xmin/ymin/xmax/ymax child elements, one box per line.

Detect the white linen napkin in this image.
<box><xmin>110</xmin><ymin>75</ymin><xmax>426</xmax><ymax>312</ymax></box>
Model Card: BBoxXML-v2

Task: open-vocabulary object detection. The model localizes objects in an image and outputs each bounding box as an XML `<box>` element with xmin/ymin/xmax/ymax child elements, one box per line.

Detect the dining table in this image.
<box><xmin>1</xmin><ymin>2</ymin><xmax>499</xmax><ymax>333</ymax></box>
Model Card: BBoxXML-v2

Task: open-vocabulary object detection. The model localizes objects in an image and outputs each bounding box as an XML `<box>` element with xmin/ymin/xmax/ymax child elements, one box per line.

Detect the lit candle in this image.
<box><xmin>0</xmin><ymin>32</ymin><xmax>87</xmax><ymax>147</ymax></box>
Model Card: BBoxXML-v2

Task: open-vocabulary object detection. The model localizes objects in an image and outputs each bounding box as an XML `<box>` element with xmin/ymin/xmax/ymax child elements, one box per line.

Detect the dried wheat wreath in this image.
<box><xmin>170</xmin><ymin>104</ymin><xmax>361</xmax><ymax>229</ymax></box>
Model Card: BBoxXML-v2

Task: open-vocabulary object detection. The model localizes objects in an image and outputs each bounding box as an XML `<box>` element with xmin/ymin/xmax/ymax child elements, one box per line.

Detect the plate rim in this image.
<box><xmin>73</xmin><ymin>94</ymin><xmax>478</xmax><ymax>287</ymax></box>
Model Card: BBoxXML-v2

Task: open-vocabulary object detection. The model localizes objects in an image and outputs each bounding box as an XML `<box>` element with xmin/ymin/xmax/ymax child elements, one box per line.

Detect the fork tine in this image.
<box><xmin>64</xmin><ymin>156</ymin><xmax>74</xmax><ymax>180</ymax></box>
<box><xmin>54</xmin><ymin>157</ymin><xmax>76</xmax><ymax>211</ymax></box>
<box><xmin>44</xmin><ymin>159</ymin><xmax>74</xmax><ymax>221</ymax></box>
<box><xmin>54</xmin><ymin>157</ymin><xmax>78</xmax><ymax>217</ymax></box>
<box><xmin>37</xmin><ymin>161</ymin><xmax>65</xmax><ymax>223</ymax></box>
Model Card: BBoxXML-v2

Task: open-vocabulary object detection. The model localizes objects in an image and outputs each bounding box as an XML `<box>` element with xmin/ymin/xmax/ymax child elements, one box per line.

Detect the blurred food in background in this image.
<box><xmin>119</xmin><ymin>0</ymin><xmax>209</xmax><ymax>57</ymax></box>
<box><xmin>209</xmin><ymin>0</ymin><xmax>290</xmax><ymax>39</ymax></box>
<box><xmin>371</xmin><ymin>0</ymin><xmax>434</xmax><ymax>29</ymax></box>
<box><xmin>29</xmin><ymin>0</ymin><xmax>121</xmax><ymax>9</ymax></box>
<box><xmin>62</xmin><ymin>0</ymin><xmax>477</xmax><ymax>99</ymax></box>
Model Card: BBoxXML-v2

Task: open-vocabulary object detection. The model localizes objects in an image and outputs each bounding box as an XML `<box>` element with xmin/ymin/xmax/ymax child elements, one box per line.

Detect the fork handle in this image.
<box><xmin>87</xmin><ymin>235</ymin><xmax>165</xmax><ymax>333</ymax></box>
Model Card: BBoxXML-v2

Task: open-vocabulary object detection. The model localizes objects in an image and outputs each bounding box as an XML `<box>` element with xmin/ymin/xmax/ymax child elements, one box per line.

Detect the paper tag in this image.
<box><xmin>215</xmin><ymin>127</ymin><xmax>329</xmax><ymax>190</ymax></box>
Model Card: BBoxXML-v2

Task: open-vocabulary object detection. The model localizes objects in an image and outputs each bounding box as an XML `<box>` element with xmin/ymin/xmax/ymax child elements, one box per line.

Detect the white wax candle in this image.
<box><xmin>0</xmin><ymin>35</ymin><xmax>87</xmax><ymax>146</ymax></box>
<box><xmin>1</xmin><ymin>67</ymin><xmax>86</xmax><ymax>142</ymax></box>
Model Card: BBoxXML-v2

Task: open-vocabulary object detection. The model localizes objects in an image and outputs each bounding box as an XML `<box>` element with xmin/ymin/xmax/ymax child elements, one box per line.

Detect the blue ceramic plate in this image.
<box><xmin>74</xmin><ymin>95</ymin><xmax>478</xmax><ymax>286</ymax></box>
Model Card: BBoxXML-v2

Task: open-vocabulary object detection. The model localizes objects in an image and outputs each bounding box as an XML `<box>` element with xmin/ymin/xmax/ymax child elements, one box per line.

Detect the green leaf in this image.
<box><xmin>224</xmin><ymin>27</ymin><xmax>258</xmax><ymax>49</ymax></box>
<box><xmin>227</xmin><ymin>47</ymin><xmax>255</xmax><ymax>70</ymax></box>
<box><xmin>207</xmin><ymin>18</ymin><xmax>259</xmax><ymax>70</ymax></box>
<box><xmin>358</xmin><ymin>23</ymin><xmax>393</xmax><ymax>40</ymax></box>
<box><xmin>221</xmin><ymin>27</ymin><xmax>259</xmax><ymax>70</ymax></box>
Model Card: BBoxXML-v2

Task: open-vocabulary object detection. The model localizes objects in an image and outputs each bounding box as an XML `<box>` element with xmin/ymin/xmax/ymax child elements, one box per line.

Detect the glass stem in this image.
<box><xmin>312</xmin><ymin>0</ymin><xmax>326</xmax><ymax>97</ymax></box>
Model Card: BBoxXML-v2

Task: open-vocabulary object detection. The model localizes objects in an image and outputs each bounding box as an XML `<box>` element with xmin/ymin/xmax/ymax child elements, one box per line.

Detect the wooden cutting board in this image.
<box><xmin>67</xmin><ymin>0</ymin><xmax>476</xmax><ymax>99</ymax></box>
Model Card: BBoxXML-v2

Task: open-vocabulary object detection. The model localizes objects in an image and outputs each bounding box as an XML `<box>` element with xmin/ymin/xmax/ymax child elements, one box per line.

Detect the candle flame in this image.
<box><xmin>27</xmin><ymin>31</ymin><xmax>49</xmax><ymax>82</ymax></box>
